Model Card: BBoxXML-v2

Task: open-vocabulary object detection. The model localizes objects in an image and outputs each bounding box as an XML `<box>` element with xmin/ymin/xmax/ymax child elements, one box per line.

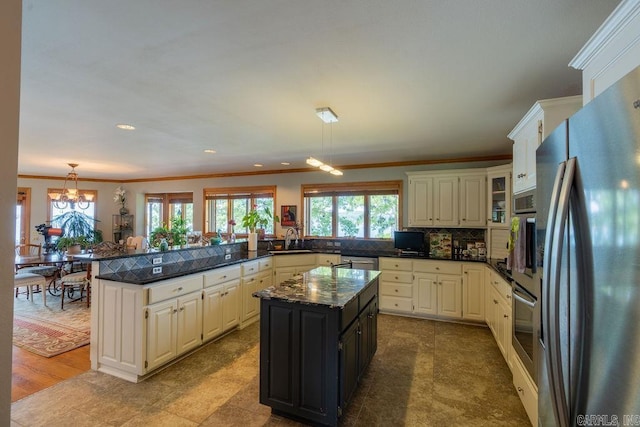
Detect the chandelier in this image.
<box><xmin>48</xmin><ymin>163</ymin><xmax>94</xmax><ymax>210</ymax></box>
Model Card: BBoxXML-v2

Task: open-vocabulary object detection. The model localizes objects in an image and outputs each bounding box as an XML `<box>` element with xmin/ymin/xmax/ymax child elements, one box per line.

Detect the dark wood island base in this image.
<box><xmin>253</xmin><ymin>267</ymin><xmax>380</xmax><ymax>426</ymax></box>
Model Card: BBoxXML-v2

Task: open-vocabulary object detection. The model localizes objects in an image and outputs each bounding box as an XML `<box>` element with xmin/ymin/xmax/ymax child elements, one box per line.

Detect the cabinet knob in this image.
<box><xmin>493</xmin><ymin>299</ymin><xmax>498</xmax><ymax>304</ymax></box>
<box><xmin>506</xmin><ymin>294</ymin><xmax>511</xmax><ymax>299</ymax></box>
<box><xmin>180</xmin><ymin>307</ymin><xmax>185</xmax><ymax>312</ymax></box>
<box><xmin>436</xmin><ymin>218</ymin><xmax>440</xmax><ymax>221</ymax></box>
<box><xmin>394</xmin><ymin>289</ymin><xmax>398</xmax><ymax>292</ymax></box>
<box><xmin>462</xmin><ymin>218</ymin><xmax>466</xmax><ymax>221</ymax></box>
<box><xmin>394</xmin><ymin>303</ymin><xmax>398</xmax><ymax>307</ymax></box>
<box><xmin>429</xmin><ymin>218</ymin><xmax>433</xmax><ymax>221</ymax></box>
<box><xmin>173</xmin><ymin>309</ymin><xmax>178</xmax><ymax>314</ymax></box>
<box><xmin>436</xmin><ymin>267</ymin><xmax>440</xmax><ymax>270</ymax></box>
<box><xmin>504</xmin><ymin>314</ymin><xmax>509</xmax><ymax>318</ymax></box>
<box><xmin>395</xmin><ymin>276</ymin><xmax>399</xmax><ymax>280</ymax></box>
<box><xmin>517</xmin><ymin>387</ymin><xmax>524</xmax><ymax>394</ymax></box>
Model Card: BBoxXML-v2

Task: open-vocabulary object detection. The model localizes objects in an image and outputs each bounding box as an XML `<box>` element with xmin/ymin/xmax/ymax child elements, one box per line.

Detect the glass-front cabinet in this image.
<box><xmin>487</xmin><ymin>164</ymin><xmax>511</xmax><ymax>228</ymax></box>
<box><xmin>113</xmin><ymin>214</ymin><xmax>134</xmax><ymax>243</ymax></box>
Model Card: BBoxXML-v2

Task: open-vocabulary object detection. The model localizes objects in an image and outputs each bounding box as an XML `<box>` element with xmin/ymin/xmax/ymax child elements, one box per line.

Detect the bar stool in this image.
<box><xmin>14</xmin><ymin>272</ymin><xmax>47</xmax><ymax>306</ymax></box>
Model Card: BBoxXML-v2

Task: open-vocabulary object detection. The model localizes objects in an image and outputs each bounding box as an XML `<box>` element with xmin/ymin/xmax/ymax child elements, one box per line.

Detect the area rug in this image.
<box><xmin>12</xmin><ymin>292</ymin><xmax>90</xmax><ymax>358</ymax></box>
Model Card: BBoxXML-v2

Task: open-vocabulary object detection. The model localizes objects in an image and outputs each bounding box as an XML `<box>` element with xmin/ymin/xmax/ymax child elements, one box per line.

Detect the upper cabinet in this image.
<box><xmin>486</xmin><ymin>164</ymin><xmax>512</xmax><ymax>228</ymax></box>
<box><xmin>508</xmin><ymin>96</ymin><xmax>581</xmax><ymax>195</ymax></box>
<box><xmin>407</xmin><ymin>169</ymin><xmax>486</xmax><ymax>228</ymax></box>
<box><xmin>570</xmin><ymin>0</ymin><xmax>640</xmax><ymax>105</ymax></box>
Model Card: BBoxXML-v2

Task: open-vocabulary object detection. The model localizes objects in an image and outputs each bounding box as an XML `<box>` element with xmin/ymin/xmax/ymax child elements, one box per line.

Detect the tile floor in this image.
<box><xmin>10</xmin><ymin>314</ymin><xmax>530</xmax><ymax>426</ymax></box>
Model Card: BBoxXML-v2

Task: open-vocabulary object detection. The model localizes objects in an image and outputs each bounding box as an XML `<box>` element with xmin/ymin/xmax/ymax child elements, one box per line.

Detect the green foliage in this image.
<box><xmin>241</xmin><ymin>205</ymin><xmax>279</xmax><ymax>233</ymax></box>
<box><xmin>149</xmin><ymin>216</ymin><xmax>191</xmax><ymax>248</ymax></box>
<box><xmin>52</xmin><ymin>211</ymin><xmax>101</xmax><ymax>249</ymax></box>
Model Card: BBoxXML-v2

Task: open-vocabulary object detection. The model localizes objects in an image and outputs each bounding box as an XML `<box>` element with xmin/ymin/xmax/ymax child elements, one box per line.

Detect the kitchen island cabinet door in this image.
<box><xmin>202</xmin><ymin>284</ymin><xmax>224</xmax><ymax>341</ymax></box>
<box><xmin>146</xmin><ymin>299</ymin><xmax>178</xmax><ymax>371</ymax></box>
<box><xmin>176</xmin><ymin>291</ymin><xmax>203</xmax><ymax>355</ymax></box>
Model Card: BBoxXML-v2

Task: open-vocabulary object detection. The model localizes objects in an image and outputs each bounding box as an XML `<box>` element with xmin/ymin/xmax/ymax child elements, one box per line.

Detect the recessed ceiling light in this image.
<box><xmin>254</xmin><ymin>163</ymin><xmax>263</xmax><ymax>167</ymax></box>
<box><xmin>204</xmin><ymin>149</ymin><xmax>216</xmax><ymax>154</ymax></box>
<box><xmin>116</xmin><ymin>123</ymin><xmax>136</xmax><ymax>130</ymax></box>
<box><xmin>281</xmin><ymin>162</ymin><xmax>290</xmax><ymax>166</ymax></box>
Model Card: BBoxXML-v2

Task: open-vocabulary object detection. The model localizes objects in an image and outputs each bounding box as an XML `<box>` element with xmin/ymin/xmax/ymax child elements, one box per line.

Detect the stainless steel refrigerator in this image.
<box><xmin>537</xmin><ymin>65</ymin><xmax>640</xmax><ymax>426</ymax></box>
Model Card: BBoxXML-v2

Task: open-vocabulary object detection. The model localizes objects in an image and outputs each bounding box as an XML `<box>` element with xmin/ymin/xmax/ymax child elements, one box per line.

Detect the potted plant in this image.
<box><xmin>52</xmin><ymin>211</ymin><xmax>101</xmax><ymax>254</ymax></box>
<box><xmin>148</xmin><ymin>216</ymin><xmax>190</xmax><ymax>249</ymax></box>
<box><xmin>241</xmin><ymin>206</ymin><xmax>279</xmax><ymax>250</ymax></box>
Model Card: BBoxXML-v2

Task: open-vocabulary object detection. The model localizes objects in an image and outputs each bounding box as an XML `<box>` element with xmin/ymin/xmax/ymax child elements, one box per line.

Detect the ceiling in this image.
<box><xmin>18</xmin><ymin>0</ymin><xmax>620</xmax><ymax>181</ymax></box>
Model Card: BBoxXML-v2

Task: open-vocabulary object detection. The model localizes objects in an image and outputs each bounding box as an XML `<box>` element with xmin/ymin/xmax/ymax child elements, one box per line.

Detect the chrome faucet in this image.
<box><xmin>285</xmin><ymin>227</ymin><xmax>298</xmax><ymax>250</ymax></box>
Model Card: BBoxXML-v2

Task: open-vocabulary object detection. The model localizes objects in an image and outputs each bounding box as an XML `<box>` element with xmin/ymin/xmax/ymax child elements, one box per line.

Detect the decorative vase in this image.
<box><xmin>248</xmin><ymin>232</ymin><xmax>258</xmax><ymax>251</ymax></box>
<box><xmin>159</xmin><ymin>238</ymin><xmax>169</xmax><ymax>251</ymax></box>
<box><xmin>119</xmin><ymin>207</ymin><xmax>129</xmax><ymax>215</ymax></box>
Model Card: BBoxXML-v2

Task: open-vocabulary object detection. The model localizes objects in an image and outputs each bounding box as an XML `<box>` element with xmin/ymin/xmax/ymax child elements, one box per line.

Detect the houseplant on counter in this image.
<box><xmin>149</xmin><ymin>216</ymin><xmax>190</xmax><ymax>250</ymax></box>
<box><xmin>241</xmin><ymin>206</ymin><xmax>279</xmax><ymax>250</ymax></box>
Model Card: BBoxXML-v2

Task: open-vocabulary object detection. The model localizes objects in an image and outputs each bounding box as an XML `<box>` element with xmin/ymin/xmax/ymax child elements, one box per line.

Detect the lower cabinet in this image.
<box><xmin>485</xmin><ymin>269</ymin><xmax>512</xmax><ymax>368</ymax></box>
<box><xmin>202</xmin><ymin>280</ymin><xmax>240</xmax><ymax>341</ymax></box>
<box><xmin>258</xmin><ymin>281</ymin><xmax>378</xmax><ymax>426</ymax></box>
<box><xmin>512</xmin><ymin>351</ymin><xmax>538</xmax><ymax>426</ymax></box>
<box><xmin>146</xmin><ymin>290</ymin><xmax>202</xmax><ymax>371</ymax></box>
<box><xmin>462</xmin><ymin>264</ymin><xmax>485</xmax><ymax>322</ymax></box>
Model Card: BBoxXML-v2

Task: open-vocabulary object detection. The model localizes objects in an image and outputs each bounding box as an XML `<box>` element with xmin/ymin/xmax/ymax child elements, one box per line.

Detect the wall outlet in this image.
<box><xmin>152</xmin><ymin>266</ymin><xmax>162</xmax><ymax>274</ymax></box>
<box><xmin>225</xmin><ymin>248</ymin><xmax>231</xmax><ymax>254</ymax></box>
<box><xmin>327</xmin><ymin>241</ymin><xmax>334</xmax><ymax>247</ymax></box>
<box><xmin>152</xmin><ymin>257</ymin><xmax>163</xmax><ymax>265</ymax></box>
<box><xmin>334</xmin><ymin>242</ymin><xmax>341</xmax><ymax>247</ymax></box>
<box><xmin>225</xmin><ymin>254</ymin><xmax>231</xmax><ymax>260</ymax></box>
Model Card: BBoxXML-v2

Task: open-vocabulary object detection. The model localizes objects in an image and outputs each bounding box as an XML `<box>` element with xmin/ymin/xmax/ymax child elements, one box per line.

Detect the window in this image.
<box><xmin>48</xmin><ymin>188</ymin><xmax>97</xmax><ymax>228</ymax></box>
<box><xmin>204</xmin><ymin>186</ymin><xmax>276</xmax><ymax>236</ymax></box>
<box><xmin>16</xmin><ymin>188</ymin><xmax>31</xmax><ymax>245</ymax></box>
<box><xmin>302</xmin><ymin>181</ymin><xmax>402</xmax><ymax>239</ymax></box>
<box><xmin>144</xmin><ymin>193</ymin><xmax>193</xmax><ymax>236</ymax></box>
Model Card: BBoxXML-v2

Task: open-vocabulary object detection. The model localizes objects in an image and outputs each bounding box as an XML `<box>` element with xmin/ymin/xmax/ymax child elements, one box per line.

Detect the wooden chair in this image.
<box><xmin>59</xmin><ymin>263</ymin><xmax>91</xmax><ymax>309</ymax></box>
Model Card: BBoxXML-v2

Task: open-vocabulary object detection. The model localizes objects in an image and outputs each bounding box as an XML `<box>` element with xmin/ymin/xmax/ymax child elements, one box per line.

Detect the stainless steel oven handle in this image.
<box><xmin>512</xmin><ymin>288</ymin><xmax>536</xmax><ymax>308</ymax></box>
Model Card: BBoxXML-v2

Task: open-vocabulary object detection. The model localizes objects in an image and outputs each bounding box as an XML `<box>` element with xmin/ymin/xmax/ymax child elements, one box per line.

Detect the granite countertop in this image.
<box><xmin>96</xmin><ymin>250</ymin><xmax>272</xmax><ymax>285</ymax></box>
<box><xmin>253</xmin><ymin>266</ymin><xmax>381</xmax><ymax>309</ymax></box>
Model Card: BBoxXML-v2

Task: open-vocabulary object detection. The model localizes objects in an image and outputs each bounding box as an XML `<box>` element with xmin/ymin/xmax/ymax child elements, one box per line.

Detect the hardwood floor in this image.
<box><xmin>11</xmin><ymin>344</ymin><xmax>90</xmax><ymax>402</ymax></box>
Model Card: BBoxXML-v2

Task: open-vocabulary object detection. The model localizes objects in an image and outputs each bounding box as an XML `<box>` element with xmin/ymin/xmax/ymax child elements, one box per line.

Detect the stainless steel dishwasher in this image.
<box><xmin>340</xmin><ymin>256</ymin><xmax>378</xmax><ymax>270</ymax></box>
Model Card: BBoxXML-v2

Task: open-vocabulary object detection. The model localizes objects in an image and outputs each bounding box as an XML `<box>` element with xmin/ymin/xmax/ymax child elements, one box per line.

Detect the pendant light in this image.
<box><xmin>306</xmin><ymin>107</ymin><xmax>343</xmax><ymax>175</ymax></box>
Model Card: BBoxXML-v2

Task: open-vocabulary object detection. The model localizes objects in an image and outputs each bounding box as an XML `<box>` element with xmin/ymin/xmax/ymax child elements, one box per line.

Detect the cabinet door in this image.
<box><xmin>223</xmin><ymin>281</ymin><xmax>240</xmax><ymax>330</ymax></box>
<box><xmin>438</xmin><ymin>275</ymin><xmax>462</xmax><ymax>319</ymax></box>
<box><xmin>176</xmin><ymin>292</ymin><xmax>202</xmax><ymax>355</ymax></box>
<box><xmin>414</xmin><ymin>272</ymin><xmax>438</xmax><ymax>315</ymax></box>
<box><xmin>202</xmin><ymin>285</ymin><xmax>223</xmax><ymax>342</ymax></box>
<box><xmin>408</xmin><ymin>176</ymin><xmax>434</xmax><ymax>226</ymax></box>
<box><xmin>146</xmin><ymin>299</ymin><xmax>178</xmax><ymax>371</ymax></box>
<box><xmin>241</xmin><ymin>274</ymin><xmax>260</xmax><ymax>321</ymax></box>
<box><xmin>487</xmin><ymin>169</ymin><xmax>511</xmax><ymax>227</ymax></box>
<box><xmin>434</xmin><ymin>176</ymin><xmax>458</xmax><ymax>226</ymax></box>
<box><xmin>340</xmin><ymin>320</ymin><xmax>360</xmax><ymax>407</ymax></box>
<box><xmin>459</xmin><ymin>175</ymin><xmax>486</xmax><ymax>227</ymax></box>
<box><xmin>359</xmin><ymin>297</ymin><xmax>378</xmax><ymax>372</ymax></box>
<box><xmin>274</xmin><ymin>267</ymin><xmax>295</xmax><ymax>285</ymax></box>
<box><xmin>462</xmin><ymin>265</ymin><xmax>485</xmax><ymax>321</ymax></box>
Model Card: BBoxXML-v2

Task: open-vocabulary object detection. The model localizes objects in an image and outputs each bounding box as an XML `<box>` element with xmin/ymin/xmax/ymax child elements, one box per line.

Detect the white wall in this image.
<box><xmin>1</xmin><ymin>0</ymin><xmax>21</xmax><ymax>422</ymax></box>
<box><xmin>18</xmin><ymin>160</ymin><xmax>506</xmax><ymax>242</ymax></box>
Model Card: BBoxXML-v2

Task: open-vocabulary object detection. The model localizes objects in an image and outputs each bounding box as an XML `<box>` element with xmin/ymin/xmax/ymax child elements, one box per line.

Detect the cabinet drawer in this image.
<box><xmin>316</xmin><ymin>254</ymin><xmax>341</xmax><ymax>267</ymax></box>
<box><xmin>379</xmin><ymin>257</ymin><xmax>412</xmax><ymax>271</ymax></box>
<box><xmin>380</xmin><ymin>271</ymin><xmax>413</xmax><ymax>284</ymax></box>
<box><xmin>242</xmin><ymin>260</ymin><xmax>260</xmax><ymax>276</ymax></box>
<box><xmin>204</xmin><ymin>265</ymin><xmax>241</xmax><ymax>288</ymax></box>
<box><xmin>147</xmin><ymin>274</ymin><xmax>203</xmax><ymax>304</ymax></box>
<box><xmin>413</xmin><ymin>260</ymin><xmax>461</xmax><ymax>275</ymax></box>
<box><xmin>380</xmin><ymin>283</ymin><xmax>412</xmax><ymax>298</ymax></box>
<box><xmin>512</xmin><ymin>353</ymin><xmax>538</xmax><ymax>426</ymax></box>
<box><xmin>379</xmin><ymin>296</ymin><xmax>412</xmax><ymax>312</ymax></box>
<box><xmin>489</xmin><ymin>271</ymin><xmax>512</xmax><ymax>306</ymax></box>
<box><xmin>259</xmin><ymin>257</ymin><xmax>272</xmax><ymax>271</ymax></box>
<box><xmin>273</xmin><ymin>254</ymin><xmax>316</xmax><ymax>268</ymax></box>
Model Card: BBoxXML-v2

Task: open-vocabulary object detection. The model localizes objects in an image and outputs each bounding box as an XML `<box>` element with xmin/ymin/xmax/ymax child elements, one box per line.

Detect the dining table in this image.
<box><xmin>15</xmin><ymin>252</ymin><xmax>95</xmax><ymax>295</ymax></box>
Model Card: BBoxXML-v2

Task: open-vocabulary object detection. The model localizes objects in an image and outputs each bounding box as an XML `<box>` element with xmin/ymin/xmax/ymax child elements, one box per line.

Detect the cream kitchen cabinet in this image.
<box><xmin>272</xmin><ymin>253</ymin><xmax>339</xmax><ymax>285</ymax></box>
<box><xmin>407</xmin><ymin>170</ymin><xmax>486</xmax><ymax>228</ymax></box>
<box><xmin>378</xmin><ymin>257</ymin><xmax>414</xmax><ymax>313</ymax></box>
<box><xmin>240</xmin><ymin>258</ymin><xmax>273</xmax><ymax>327</ymax></box>
<box><xmin>570</xmin><ymin>0</ymin><xmax>640</xmax><ymax>105</ymax></box>
<box><xmin>508</xmin><ymin>96</ymin><xmax>581</xmax><ymax>195</ymax></box>
<box><xmin>203</xmin><ymin>265</ymin><xmax>241</xmax><ymax>341</ymax></box>
<box><xmin>146</xmin><ymin>289</ymin><xmax>202</xmax><ymax>371</ymax></box>
<box><xmin>462</xmin><ymin>263</ymin><xmax>485</xmax><ymax>322</ymax></box>
<box><xmin>459</xmin><ymin>174</ymin><xmax>486</xmax><ymax>227</ymax></box>
<box><xmin>413</xmin><ymin>260</ymin><xmax>462</xmax><ymax>319</ymax></box>
<box><xmin>485</xmin><ymin>268</ymin><xmax>512</xmax><ymax>368</ymax></box>
<box><xmin>486</xmin><ymin>164</ymin><xmax>512</xmax><ymax>228</ymax></box>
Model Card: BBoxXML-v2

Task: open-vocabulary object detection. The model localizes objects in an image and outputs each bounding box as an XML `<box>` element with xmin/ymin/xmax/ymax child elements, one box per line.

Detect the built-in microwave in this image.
<box><xmin>512</xmin><ymin>190</ymin><xmax>537</xmax><ymax>296</ymax></box>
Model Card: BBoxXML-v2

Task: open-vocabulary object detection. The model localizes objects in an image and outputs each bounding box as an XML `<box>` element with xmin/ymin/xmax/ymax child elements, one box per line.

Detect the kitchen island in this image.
<box><xmin>253</xmin><ymin>266</ymin><xmax>380</xmax><ymax>427</ymax></box>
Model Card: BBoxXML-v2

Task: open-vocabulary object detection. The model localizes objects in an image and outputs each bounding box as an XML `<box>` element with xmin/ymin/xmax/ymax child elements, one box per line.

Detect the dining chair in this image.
<box><xmin>14</xmin><ymin>272</ymin><xmax>47</xmax><ymax>306</ymax></box>
<box><xmin>59</xmin><ymin>263</ymin><xmax>91</xmax><ymax>309</ymax></box>
<box><xmin>15</xmin><ymin>244</ymin><xmax>42</xmax><ymax>257</ymax></box>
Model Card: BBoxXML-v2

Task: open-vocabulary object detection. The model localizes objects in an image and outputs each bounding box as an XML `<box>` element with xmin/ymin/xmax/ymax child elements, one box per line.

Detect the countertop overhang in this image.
<box><xmin>253</xmin><ymin>266</ymin><xmax>381</xmax><ymax>309</ymax></box>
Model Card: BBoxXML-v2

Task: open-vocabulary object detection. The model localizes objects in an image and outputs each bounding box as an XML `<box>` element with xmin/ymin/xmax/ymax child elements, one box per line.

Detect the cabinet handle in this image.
<box><xmin>368</xmin><ymin>313</ymin><xmax>374</xmax><ymax>319</ymax></box>
<box><xmin>506</xmin><ymin>294</ymin><xmax>511</xmax><ymax>299</ymax></box>
<box><xmin>436</xmin><ymin>267</ymin><xmax>440</xmax><ymax>270</ymax></box>
<box><xmin>357</xmin><ymin>329</ymin><xmax>362</xmax><ymax>335</ymax></box>
<box><xmin>394</xmin><ymin>303</ymin><xmax>399</xmax><ymax>307</ymax></box>
<box><xmin>395</xmin><ymin>276</ymin><xmax>399</xmax><ymax>280</ymax></box>
<box><xmin>180</xmin><ymin>307</ymin><xmax>184</xmax><ymax>312</ymax></box>
<box><xmin>504</xmin><ymin>314</ymin><xmax>509</xmax><ymax>318</ymax></box>
<box><xmin>462</xmin><ymin>218</ymin><xmax>466</xmax><ymax>221</ymax></box>
<box><xmin>493</xmin><ymin>299</ymin><xmax>498</xmax><ymax>304</ymax></box>
<box><xmin>429</xmin><ymin>218</ymin><xmax>433</xmax><ymax>221</ymax></box>
<box><xmin>394</xmin><ymin>289</ymin><xmax>398</xmax><ymax>292</ymax></box>
<box><xmin>517</xmin><ymin>387</ymin><xmax>524</xmax><ymax>394</ymax></box>
<box><xmin>436</xmin><ymin>218</ymin><xmax>440</xmax><ymax>220</ymax></box>
<box><xmin>222</xmin><ymin>275</ymin><xmax>227</xmax><ymax>279</ymax></box>
<box><xmin>173</xmin><ymin>309</ymin><xmax>178</xmax><ymax>314</ymax></box>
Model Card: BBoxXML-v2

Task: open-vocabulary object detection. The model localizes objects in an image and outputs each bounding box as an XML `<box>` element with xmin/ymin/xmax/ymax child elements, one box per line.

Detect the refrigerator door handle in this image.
<box><xmin>543</xmin><ymin>161</ymin><xmax>567</xmax><ymax>426</ymax></box>
<box><xmin>549</xmin><ymin>157</ymin><xmax>577</xmax><ymax>427</ymax></box>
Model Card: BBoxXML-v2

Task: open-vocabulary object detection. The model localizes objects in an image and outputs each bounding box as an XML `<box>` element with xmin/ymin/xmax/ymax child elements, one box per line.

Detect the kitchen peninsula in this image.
<box><xmin>254</xmin><ymin>266</ymin><xmax>380</xmax><ymax>427</ymax></box>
